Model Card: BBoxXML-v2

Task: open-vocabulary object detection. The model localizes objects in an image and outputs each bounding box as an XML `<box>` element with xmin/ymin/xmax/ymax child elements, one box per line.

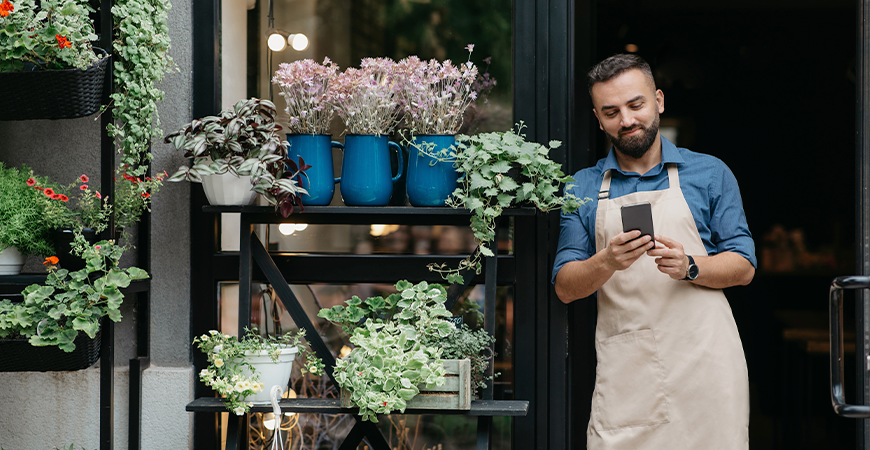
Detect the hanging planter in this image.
<box><xmin>0</xmin><ymin>48</ymin><xmax>110</xmax><ymax>121</ymax></box>
<box><xmin>0</xmin><ymin>331</ymin><xmax>101</xmax><ymax>372</ymax></box>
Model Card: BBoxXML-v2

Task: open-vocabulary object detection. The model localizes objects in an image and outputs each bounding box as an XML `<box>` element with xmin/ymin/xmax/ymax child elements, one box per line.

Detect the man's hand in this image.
<box><xmin>646</xmin><ymin>234</ymin><xmax>689</xmax><ymax>280</ymax></box>
<box><xmin>604</xmin><ymin>230</ymin><xmax>655</xmax><ymax>271</ymax></box>
<box><xmin>554</xmin><ymin>230</ymin><xmax>654</xmax><ymax>303</ymax></box>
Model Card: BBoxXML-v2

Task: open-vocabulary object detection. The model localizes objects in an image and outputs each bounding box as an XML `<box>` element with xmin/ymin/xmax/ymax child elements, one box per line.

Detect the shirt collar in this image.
<box><xmin>602</xmin><ymin>135</ymin><xmax>684</xmax><ymax>177</ymax></box>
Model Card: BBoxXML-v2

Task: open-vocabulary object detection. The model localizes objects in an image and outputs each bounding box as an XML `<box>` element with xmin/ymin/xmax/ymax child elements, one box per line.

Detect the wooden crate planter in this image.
<box><xmin>341</xmin><ymin>358</ymin><xmax>472</xmax><ymax>410</ymax></box>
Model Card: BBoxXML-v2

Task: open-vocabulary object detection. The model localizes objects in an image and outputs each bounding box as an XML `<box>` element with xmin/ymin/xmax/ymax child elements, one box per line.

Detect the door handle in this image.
<box><xmin>830</xmin><ymin>276</ymin><xmax>870</xmax><ymax>417</ymax></box>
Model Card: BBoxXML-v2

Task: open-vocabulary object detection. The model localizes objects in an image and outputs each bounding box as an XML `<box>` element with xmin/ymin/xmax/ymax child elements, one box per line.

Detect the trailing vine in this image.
<box><xmin>108</xmin><ymin>0</ymin><xmax>174</xmax><ymax>176</ymax></box>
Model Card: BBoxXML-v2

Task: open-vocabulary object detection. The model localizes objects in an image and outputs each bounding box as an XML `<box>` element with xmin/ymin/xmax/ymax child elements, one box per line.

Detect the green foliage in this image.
<box><xmin>31</xmin><ymin>172</ymin><xmax>111</xmax><ymax>234</ymax></box>
<box><xmin>429</xmin><ymin>123</ymin><xmax>593</xmax><ymax>283</ymax></box>
<box><xmin>194</xmin><ymin>327</ymin><xmax>324</xmax><ymax>415</ymax></box>
<box><xmin>113</xmin><ymin>167</ymin><xmax>165</xmax><ymax>231</ymax></box>
<box><xmin>108</xmin><ymin>0</ymin><xmax>173</xmax><ymax>173</ymax></box>
<box><xmin>165</xmin><ymin>98</ymin><xmax>309</xmax><ymax>217</ymax></box>
<box><xmin>421</xmin><ymin>323</ymin><xmax>496</xmax><ymax>396</ymax></box>
<box><xmin>0</xmin><ymin>0</ymin><xmax>100</xmax><ymax>72</ymax></box>
<box><xmin>318</xmin><ymin>280</ymin><xmax>456</xmax><ymax>422</ymax></box>
<box><xmin>0</xmin><ymin>231</ymin><xmax>149</xmax><ymax>351</ymax></box>
<box><xmin>0</xmin><ymin>162</ymin><xmax>54</xmax><ymax>256</ymax></box>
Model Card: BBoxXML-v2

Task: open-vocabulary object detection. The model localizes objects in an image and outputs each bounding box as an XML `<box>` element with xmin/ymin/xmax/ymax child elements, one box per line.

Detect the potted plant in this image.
<box><xmin>395</xmin><ymin>46</ymin><xmax>481</xmax><ymax>207</ymax></box>
<box><xmin>0</xmin><ymin>163</ymin><xmax>56</xmax><ymax>274</ymax></box>
<box><xmin>272</xmin><ymin>57</ymin><xmax>343</xmax><ymax>206</ymax></box>
<box><xmin>318</xmin><ymin>280</ymin><xmax>491</xmax><ymax>422</ymax></box>
<box><xmin>326</xmin><ymin>57</ymin><xmax>404</xmax><ymax>206</ymax></box>
<box><xmin>0</xmin><ymin>0</ymin><xmax>110</xmax><ymax>120</ymax></box>
<box><xmin>166</xmin><ymin>97</ymin><xmax>309</xmax><ymax>217</ymax></box>
<box><xmin>428</xmin><ymin>124</ymin><xmax>593</xmax><ymax>284</ymax></box>
<box><xmin>25</xmin><ymin>171</ymin><xmax>111</xmax><ymax>271</ymax></box>
<box><xmin>194</xmin><ymin>327</ymin><xmax>324</xmax><ymax>415</ymax></box>
<box><xmin>0</xmin><ymin>234</ymin><xmax>148</xmax><ymax>371</ymax></box>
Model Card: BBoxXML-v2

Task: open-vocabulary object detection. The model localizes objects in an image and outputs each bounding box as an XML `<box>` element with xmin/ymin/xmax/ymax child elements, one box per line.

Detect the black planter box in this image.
<box><xmin>0</xmin><ymin>330</ymin><xmax>101</xmax><ymax>372</ymax></box>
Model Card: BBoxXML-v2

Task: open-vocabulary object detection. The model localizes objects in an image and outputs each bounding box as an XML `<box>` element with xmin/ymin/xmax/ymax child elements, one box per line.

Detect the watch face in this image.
<box><xmin>688</xmin><ymin>264</ymin><xmax>699</xmax><ymax>280</ymax></box>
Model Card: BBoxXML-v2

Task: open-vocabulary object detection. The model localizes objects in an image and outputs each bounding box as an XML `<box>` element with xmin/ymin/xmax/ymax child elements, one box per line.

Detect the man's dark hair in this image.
<box><xmin>586</xmin><ymin>54</ymin><xmax>655</xmax><ymax>96</ymax></box>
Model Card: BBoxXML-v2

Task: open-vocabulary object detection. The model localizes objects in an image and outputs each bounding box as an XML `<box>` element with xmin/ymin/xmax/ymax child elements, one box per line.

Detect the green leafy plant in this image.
<box><xmin>318</xmin><ymin>280</ymin><xmax>459</xmax><ymax>422</ymax></box>
<box><xmin>194</xmin><ymin>327</ymin><xmax>324</xmax><ymax>415</ymax></box>
<box><xmin>0</xmin><ymin>231</ymin><xmax>149</xmax><ymax>351</ymax></box>
<box><xmin>0</xmin><ymin>162</ymin><xmax>55</xmax><ymax>256</ymax></box>
<box><xmin>421</xmin><ymin>323</ymin><xmax>496</xmax><ymax>397</ymax></box>
<box><xmin>165</xmin><ymin>98</ymin><xmax>309</xmax><ymax>217</ymax></box>
<box><xmin>0</xmin><ymin>0</ymin><xmax>100</xmax><ymax>72</ymax></box>
<box><xmin>428</xmin><ymin>124</ymin><xmax>592</xmax><ymax>283</ymax></box>
<box><xmin>108</xmin><ymin>0</ymin><xmax>174</xmax><ymax>173</ymax></box>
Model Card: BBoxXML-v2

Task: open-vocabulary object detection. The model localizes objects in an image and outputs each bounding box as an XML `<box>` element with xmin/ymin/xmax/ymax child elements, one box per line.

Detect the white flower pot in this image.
<box><xmin>201</xmin><ymin>172</ymin><xmax>258</xmax><ymax>206</ymax></box>
<box><xmin>0</xmin><ymin>246</ymin><xmax>24</xmax><ymax>275</ymax></box>
<box><xmin>240</xmin><ymin>346</ymin><xmax>298</xmax><ymax>403</ymax></box>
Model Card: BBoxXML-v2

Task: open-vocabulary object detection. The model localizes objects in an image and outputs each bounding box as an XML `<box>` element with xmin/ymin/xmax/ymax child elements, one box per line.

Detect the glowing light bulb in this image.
<box><xmin>295</xmin><ymin>223</ymin><xmax>308</xmax><ymax>231</ymax></box>
<box><xmin>268</xmin><ymin>33</ymin><xmax>287</xmax><ymax>52</ymax></box>
<box><xmin>289</xmin><ymin>33</ymin><xmax>309</xmax><ymax>51</ymax></box>
<box><xmin>278</xmin><ymin>223</ymin><xmax>296</xmax><ymax>235</ymax></box>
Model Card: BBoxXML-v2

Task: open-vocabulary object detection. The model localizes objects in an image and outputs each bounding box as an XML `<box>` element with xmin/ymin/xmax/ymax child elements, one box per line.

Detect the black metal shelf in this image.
<box><xmin>187</xmin><ymin>397</ymin><xmax>529</xmax><ymax>416</ymax></box>
<box><xmin>202</xmin><ymin>205</ymin><xmax>536</xmax><ymax>225</ymax></box>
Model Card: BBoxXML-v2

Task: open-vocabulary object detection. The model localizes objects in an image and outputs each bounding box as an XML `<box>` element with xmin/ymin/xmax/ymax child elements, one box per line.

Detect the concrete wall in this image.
<box><xmin>0</xmin><ymin>0</ymin><xmax>195</xmax><ymax>448</ymax></box>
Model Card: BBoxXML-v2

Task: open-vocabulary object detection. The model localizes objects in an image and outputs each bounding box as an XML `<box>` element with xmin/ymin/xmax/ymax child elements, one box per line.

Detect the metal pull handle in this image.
<box><xmin>830</xmin><ymin>275</ymin><xmax>870</xmax><ymax>417</ymax></box>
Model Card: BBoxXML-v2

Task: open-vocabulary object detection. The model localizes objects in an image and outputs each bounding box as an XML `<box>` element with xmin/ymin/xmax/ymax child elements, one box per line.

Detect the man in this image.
<box><xmin>552</xmin><ymin>54</ymin><xmax>756</xmax><ymax>449</ymax></box>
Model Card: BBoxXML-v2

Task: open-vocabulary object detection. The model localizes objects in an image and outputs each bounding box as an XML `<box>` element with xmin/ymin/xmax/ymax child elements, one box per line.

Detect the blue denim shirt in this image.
<box><xmin>552</xmin><ymin>136</ymin><xmax>757</xmax><ymax>286</ymax></box>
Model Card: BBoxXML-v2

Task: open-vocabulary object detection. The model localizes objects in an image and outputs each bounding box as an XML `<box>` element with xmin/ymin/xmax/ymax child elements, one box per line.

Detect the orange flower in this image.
<box><xmin>43</xmin><ymin>256</ymin><xmax>59</xmax><ymax>266</ymax></box>
<box><xmin>43</xmin><ymin>188</ymin><xmax>54</xmax><ymax>196</ymax></box>
<box><xmin>141</xmin><ymin>192</ymin><xmax>150</xmax><ymax>198</ymax></box>
<box><xmin>0</xmin><ymin>1</ymin><xmax>14</xmax><ymax>17</ymax></box>
<box><xmin>55</xmin><ymin>34</ymin><xmax>71</xmax><ymax>49</ymax></box>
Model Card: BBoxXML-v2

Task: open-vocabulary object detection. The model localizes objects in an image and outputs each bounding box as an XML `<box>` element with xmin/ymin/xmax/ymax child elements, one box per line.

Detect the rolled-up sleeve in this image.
<box><xmin>709</xmin><ymin>164</ymin><xmax>757</xmax><ymax>268</ymax></box>
<box><xmin>552</xmin><ymin>185</ymin><xmax>596</xmax><ymax>285</ymax></box>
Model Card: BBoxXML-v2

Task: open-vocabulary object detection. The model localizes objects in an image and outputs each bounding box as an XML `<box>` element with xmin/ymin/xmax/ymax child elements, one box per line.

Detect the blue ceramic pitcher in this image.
<box><xmin>406</xmin><ymin>134</ymin><xmax>458</xmax><ymax>206</ymax></box>
<box><xmin>337</xmin><ymin>134</ymin><xmax>404</xmax><ymax>206</ymax></box>
<box><xmin>286</xmin><ymin>134</ymin><xmax>343</xmax><ymax>206</ymax></box>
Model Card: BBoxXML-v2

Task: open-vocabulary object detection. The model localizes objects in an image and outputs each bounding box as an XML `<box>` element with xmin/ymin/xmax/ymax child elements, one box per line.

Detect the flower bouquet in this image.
<box><xmin>272</xmin><ymin>57</ymin><xmax>339</xmax><ymax>135</ymax></box>
<box><xmin>327</xmin><ymin>57</ymin><xmax>402</xmax><ymax>136</ymax></box>
<box><xmin>0</xmin><ymin>0</ymin><xmax>110</xmax><ymax>120</ymax></box>
<box><xmin>395</xmin><ymin>47</ymin><xmax>479</xmax><ymax>136</ymax></box>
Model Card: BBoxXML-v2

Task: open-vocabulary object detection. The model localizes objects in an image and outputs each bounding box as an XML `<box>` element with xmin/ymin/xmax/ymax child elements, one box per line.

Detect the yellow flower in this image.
<box><xmin>214</xmin><ymin>358</ymin><xmax>224</xmax><ymax>368</ymax></box>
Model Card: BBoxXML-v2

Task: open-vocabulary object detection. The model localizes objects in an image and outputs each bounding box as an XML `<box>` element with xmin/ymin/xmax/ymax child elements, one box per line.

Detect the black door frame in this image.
<box><xmin>856</xmin><ymin>0</ymin><xmax>870</xmax><ymax>446</ymax></box>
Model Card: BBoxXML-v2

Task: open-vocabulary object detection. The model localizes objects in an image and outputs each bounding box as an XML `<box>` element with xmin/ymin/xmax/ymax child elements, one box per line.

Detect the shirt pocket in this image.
<box><xmin>593</xmin><ymin>329</ymin><xmax>670</xmax><ymax>431</ymax></box>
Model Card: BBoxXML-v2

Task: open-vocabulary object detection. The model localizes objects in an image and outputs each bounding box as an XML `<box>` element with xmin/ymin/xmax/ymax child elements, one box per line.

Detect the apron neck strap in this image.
<box><xmin>598</xmin><ymin>164</ymin><xmax>680</xmax><ymax>200</ymax></box>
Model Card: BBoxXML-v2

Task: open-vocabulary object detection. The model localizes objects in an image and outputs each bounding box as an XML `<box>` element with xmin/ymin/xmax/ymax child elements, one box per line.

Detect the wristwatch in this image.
<box><xmin>682</xmin><ymin>255</ymin><xmax>699</xmax><ymax>281</ymax></box>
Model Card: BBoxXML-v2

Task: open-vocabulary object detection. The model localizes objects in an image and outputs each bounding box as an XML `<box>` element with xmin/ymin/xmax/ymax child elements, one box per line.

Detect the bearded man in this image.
<box><xmin>552</xmin><ymin>54</ymin><xmax>756</xmax><ymax>449</ymax></box>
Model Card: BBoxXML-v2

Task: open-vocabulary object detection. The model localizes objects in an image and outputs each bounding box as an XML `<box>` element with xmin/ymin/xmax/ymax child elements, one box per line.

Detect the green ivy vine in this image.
<box><xmin>108</xmin><ymin>0</ymin><xmax>174</xmax><ymax>176</ymax></box>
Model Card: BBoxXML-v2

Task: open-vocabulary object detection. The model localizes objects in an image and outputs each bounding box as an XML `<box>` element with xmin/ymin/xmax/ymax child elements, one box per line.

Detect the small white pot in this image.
<box><xmin>0</xmin><ymin>246</ymin><xmax>24</xmax><ymax>275</ymax></box>
<box><xmin>240</xmin><ymin>345</ymin><xmax>298</xmax><ymax>403</ymax></box>
<box><xmin>201</xmin><ymin>172</ymin><xmax>258</xmax><ymax>206</ymax></box>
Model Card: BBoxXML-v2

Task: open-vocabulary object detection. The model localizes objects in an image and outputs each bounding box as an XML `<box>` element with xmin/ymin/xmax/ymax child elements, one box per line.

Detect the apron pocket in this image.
<box><xmin>594</xmin><ymin>329</ymin><xmax>669</xmax><ymax>431</ymax></box>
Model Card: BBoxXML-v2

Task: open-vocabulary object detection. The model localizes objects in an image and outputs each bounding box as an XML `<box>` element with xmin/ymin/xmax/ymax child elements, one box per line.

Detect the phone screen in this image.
<box><xmin>621</xmin><ymin>202</ymin><xmax>655</xmax><ymax>245</ymax></box>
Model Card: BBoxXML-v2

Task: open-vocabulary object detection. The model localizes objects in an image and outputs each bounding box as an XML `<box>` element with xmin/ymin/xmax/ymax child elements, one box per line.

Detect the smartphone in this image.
<box><xmin>621</xmin><ymin>201</ymin><xmax>655</xmax><ymax>245</ymax></box>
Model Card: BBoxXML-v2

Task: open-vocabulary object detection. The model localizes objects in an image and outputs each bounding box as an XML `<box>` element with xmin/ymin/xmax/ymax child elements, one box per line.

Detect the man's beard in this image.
<box><xmin>606</xmin><ymin>112</ymin><xmax>660</xmax><ymax>159</ymax></box>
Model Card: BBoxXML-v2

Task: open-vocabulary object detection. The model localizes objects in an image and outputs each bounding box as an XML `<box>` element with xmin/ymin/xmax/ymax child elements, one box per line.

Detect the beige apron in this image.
<box><xmin>588</xmin><ymin>164</ymin><xmax>749</xmax><ymax>449</ymax></box>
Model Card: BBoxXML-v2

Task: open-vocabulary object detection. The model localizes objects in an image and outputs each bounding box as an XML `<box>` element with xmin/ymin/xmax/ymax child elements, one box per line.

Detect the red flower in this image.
<box><xmin>95</xmin><ymin>245</ymin><xmax>101</xmax><ymax>250</ymax></box>
<box><xmin>80</xmin><ymin>184</ymin><xmax>88</xmax><ymax>190</ymax></box>
<box><xmin>51</xmin><ymin>194</ymin><xmax>61</xmax><ymax>200</ymax></box>
<box><xmin>383</xmin><ymin>401</ymin><xmax>387</xmax><ymax>406</ymax></box>
<box><xmin>80</xmin><ymin>175</ymin><xmax>89</xmax><ymax>183</ymax></box>
<box><xmin>59</xmin><ymin>195</ymin><xmax>69</xmax><ymax>202</ymax></box>
<box><xmin>26</xmin><ymin>178</ymin><xmax>35</xmax><ymax>186</ymax></box>
<box><xmin>43</xmin><ymin>256</ymin><xmax>59</xmax><ymax>266</ymax></box>
<box><xmin>43</xmin><ymin>188</ymin><xmax>54</xmax><ymax>196</ymax></box>
<box><xmin>123</xmin><ymin>174</ymin><xmax>133</xmax><ymax>181</ymax></box>
<box><xmin>95</xmin><ymin>191</ymin><xmax>102</xmax><ymax>199</ymax></box>
<box><xmin>0</xmin><ymin>1</ymin><xmax>13</xmax><ymax>17</ymax></box>
<box><xmin>35</xmin><ymin>186</ymin><xmax>43</xmax><ymax>191</ymax></box>
<box><xmin>55</xmin><ymin>34</ymin><xmax>71</xmax><ymax>49</ymax></box>
<box><xmin>141</xmin><ymin>192</ymin><xmax>150</xmax><ymax>198</ymax></box>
